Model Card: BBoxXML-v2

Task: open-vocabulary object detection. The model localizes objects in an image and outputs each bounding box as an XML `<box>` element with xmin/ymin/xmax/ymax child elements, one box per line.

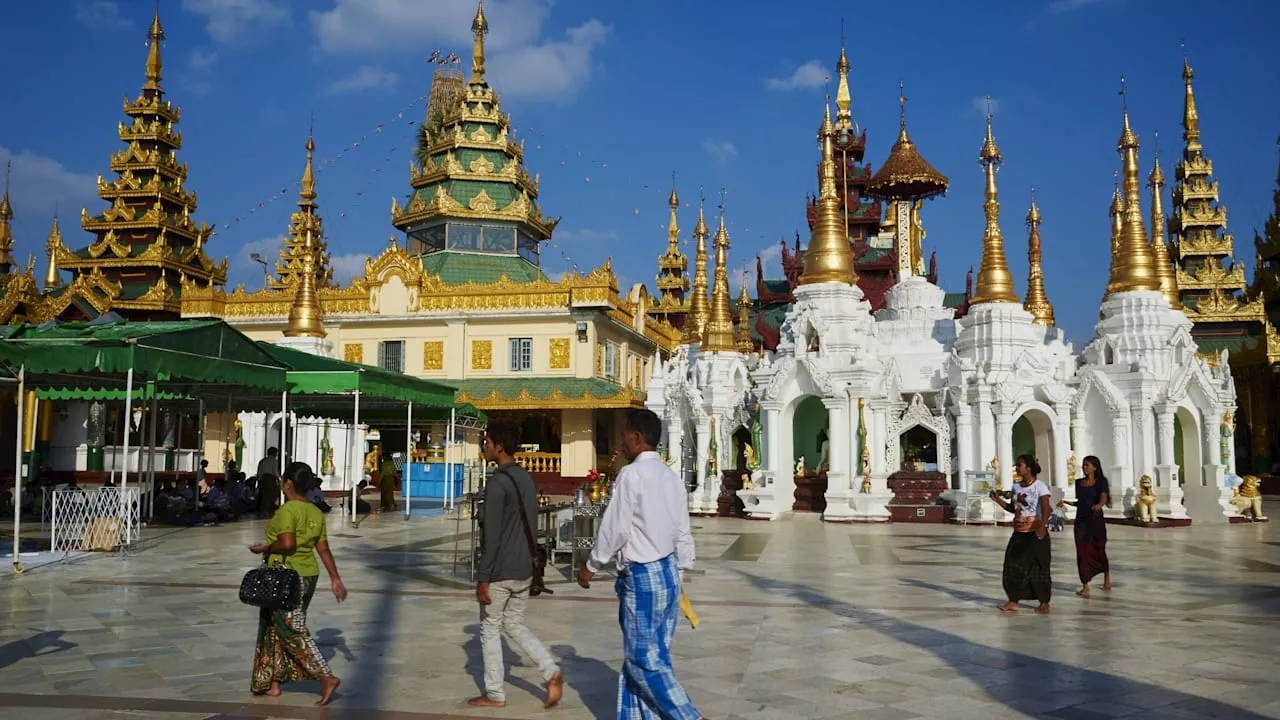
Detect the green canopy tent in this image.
<box><xmin>0</xmin><ymin>318</ymin><xmax>293</xmax><ymax>568</ymax></box>
<box><xmin>253</xmin><ymin>342</ymin><xmax>484</xmax><ymax>519</ymax></box>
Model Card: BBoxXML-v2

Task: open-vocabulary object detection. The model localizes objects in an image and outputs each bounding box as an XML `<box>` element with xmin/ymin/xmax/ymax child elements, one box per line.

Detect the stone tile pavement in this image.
<box><xmin>0</xmin><ymin>504</ymin><xmax>1278</xmax><ymax>719</ymax></box>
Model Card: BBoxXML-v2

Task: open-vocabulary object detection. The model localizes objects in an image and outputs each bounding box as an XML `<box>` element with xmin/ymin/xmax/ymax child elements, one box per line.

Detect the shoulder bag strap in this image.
<box><xmin>500</xmin><ymin>469</ymin><xmax>540</xmax><ymax>560</ymax></box>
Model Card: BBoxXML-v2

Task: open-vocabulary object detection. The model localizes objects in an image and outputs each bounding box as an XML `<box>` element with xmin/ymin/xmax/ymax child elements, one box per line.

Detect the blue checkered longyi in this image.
<box><xmin>614</xmin><ymin>553</ymin><xmax>701</xmax><ymax>720</ymax></box>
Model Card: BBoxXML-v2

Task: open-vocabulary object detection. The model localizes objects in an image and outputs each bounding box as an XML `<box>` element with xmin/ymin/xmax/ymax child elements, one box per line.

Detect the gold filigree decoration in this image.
<box><xmin>468</xmin><ymin>189</ymin><xmax>498</xmax><ymax>213</ymax></box>
<box><xmin>468</xmin><ymin>155</ymin><xmax>495</xmax><ymax>174</ymax></box>
<box><xmin>423</xmin><ymin>341</ymin><xmax>444</xmax><ymax>371</ymax></box>
<box><xmin>549</xmin><ymin>338</ymin><xmax>570</xmax><ymax>369</ymax></box>
<box><xmin>471</xmin><ymin>340</ymin><xmax>492</xmax><ymax>370</ymax></box>
<box><xmin>344</xmin><ymin>343</ymin><xmax>364</xmax><ymax>364</ymax></box>
<box><xmin>468</xmin><ymin>126</ymin><xmax>492</xmax><ymax>143</ymax></box>
<box><xmin>455</xmin><ymin>384</ymin><xmax>647</xmax><ymax>411</ymax></box>
<box><xmin>1181</xmin><ymin>287</ymin><xmax>1267</xmax><ymax>323</ymax></box>
<box><xmin>1175</xmin><ymin>259</ymin><xmax>1246</xmax><ymax>291</ymax></box>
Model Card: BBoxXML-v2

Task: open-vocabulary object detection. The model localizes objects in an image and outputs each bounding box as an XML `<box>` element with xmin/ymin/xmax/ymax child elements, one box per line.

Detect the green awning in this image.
<box><xmin>0</xmin><ymin>319</ymin><xmax>291</xmax><ymax>398</ymax></box>
<box><xmin>254</xmin><ymin>342</ymin><xmax>484</xmax><ymax>423</ymax></box>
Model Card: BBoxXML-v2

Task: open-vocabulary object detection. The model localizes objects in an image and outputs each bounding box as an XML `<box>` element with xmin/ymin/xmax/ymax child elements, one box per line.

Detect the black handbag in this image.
<box><xmin>239</xmin><ymin>560</ymin><xmax>303</xmax><ymax>610</ymax></box>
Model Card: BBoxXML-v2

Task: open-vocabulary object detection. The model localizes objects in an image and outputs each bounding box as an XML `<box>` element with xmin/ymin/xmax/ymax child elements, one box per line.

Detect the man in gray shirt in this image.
<box><xmin>470</xmin><ymin>419</ymin><xmax>563</xmax><ymax>709</ymax></box>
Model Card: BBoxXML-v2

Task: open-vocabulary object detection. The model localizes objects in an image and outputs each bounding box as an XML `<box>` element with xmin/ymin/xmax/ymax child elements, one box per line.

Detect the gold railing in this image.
<box><xmin>516</xmin><ymin>451</ymin><xmax>561</xmax><ymax>474</ymax></box>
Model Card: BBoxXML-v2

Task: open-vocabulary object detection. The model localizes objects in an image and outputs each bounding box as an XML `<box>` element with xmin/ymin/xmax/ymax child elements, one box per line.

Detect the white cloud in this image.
<box><xmin>730</xmin><ymin>241</ymin><xmax>783</xmax><ymax>296</ymax></box>
<box><xmin>182</xmin><ymin>0</ymin><xmax>290</xmax><ymax>44</ymax></box>
<box><xmin>554</xmin><ymin>227</ymin><xmax>619</xmax><ymax>245</ymax></box>
<box><xmin>74</xmin><ymin>0</ymin><xmax>132</xmax><ymax>28</ymax></box>
<box><xmin>703</xmin><ymin>138</ymin><xmax>738</xmax><ymax>163</ymax></box>
<box><xmin>309</xmin><ymin>0</ymin><xmax>609</xmax><ymax>101</ymax></box>
<box><xmin>328</xmin><ymin>253</ymin><xmax>366</xmax><ymax>286</ymax></box>
<box><xmin>189</xmin><ymin>49</ymin><xmax>219</xmax><ymax>72</ymax></box>
<box><xmin>0</xmin><ymin>148</ymin><xmax>99</xmax><ymax>222</ymax></box>
<box><xmin>765</xmin><ymin>60</ymin><xmax>827</xmax><ymax>91</ymax></box>
<box><xmin>229</xmin><ymin>235</ymin><xmax>284</xmax><ymax>290</ymax></box>
<box><xmin>326</xmin><ymin>66</ymin><xmax>400</xmax><ymax>95</ymax></box>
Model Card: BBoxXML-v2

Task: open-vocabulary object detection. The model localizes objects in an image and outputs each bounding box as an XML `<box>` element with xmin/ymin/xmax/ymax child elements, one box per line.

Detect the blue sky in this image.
<box><xmin>1</xmin><ymin>0</ymin><xmax>1277</xmax><ymax>346</ymax></box>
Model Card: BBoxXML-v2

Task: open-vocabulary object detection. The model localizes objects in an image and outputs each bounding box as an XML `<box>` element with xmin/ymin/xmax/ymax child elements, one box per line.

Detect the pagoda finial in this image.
<box><xmin>300</xmin><ymin>121</ymin><xmax>318</xmax><ymax>207</ymax></box>
<box><xmin>735</xmin><ymin>272</ymin><xmax>754</xmax><ymax>354</ymax></box>
<box><xmin>665</xmin><ymin>171</ymin><xmax>680</xmax><ymax>252</ymax></box>
<box><xmin>1148</xmin><ymin>131</ymin><xmax>1181</xmax><ymax>309</ymax></box>
<box><xmin>682</xmin><ymin>190</ymin><xmax>711</xmax><ymax>344</ymax></box>
<box><xmin>835</xmin><ymin>33</ymin><xmax>853</xmax><ymax>131</ymax></box>
<box><xmin>897</xmin><ymin>79</ymin><xmax>908</xmax><ymax>141</ymax></box>
<box><xmin>1181</xmin><ymin>43</ymin><xmax>1200</xmax><ymax>151</ymax></box>
<box><xmin>1023</xmin><ymin>187</ymin><xmax>1055</xmax><ymax>326</ymax></box>
<box><xmin>702</xmin><ymin>191</ymin><xmax>736</xmax><ymax>351</ymax></box>
<box><xmin>44</xmin><ymin>214</ymin><xmax>63</xmax><ymax>290</ymax></box>
<box><xmin>0</xmin><ymin>160</ymin><xmax>14</xmax><ymax>271</ymax></box>
<box><xmin>800</xmin><ymin>96</ymin><xmax>857</xmax><ymax>285</ymax></box>
<box><xmin>470</xmin><ymin>0</ymin><xmax>489</xmax><ymax>84</ymax></box>
<box><xmin>283</xmin><ymin>228</ymin><xmax>326</xmax><ymax>339</ymax></box>
<box><xmin>1106</xmin><ymin>77</ymin><xmax>1161</xmax><ymax>295</ymax></box>
<box><xmin>143</xmin><ymin>1</ymin><xmax>165</xmax><ymax>92</ymax></box>
<box><xmin>970</xmin><ymin>103</ymin><xmax>1019</xmax><ymax>305</ymax></box>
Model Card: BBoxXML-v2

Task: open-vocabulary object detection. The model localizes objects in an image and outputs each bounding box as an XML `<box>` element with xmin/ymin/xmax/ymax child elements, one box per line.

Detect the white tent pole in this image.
<box><xmin>447</xmin><ymin>407</ymin><xmax>456</xmax><ymax>512</ymax></box>
<box><xmin>12</xmin><ymin>365</ymin><xmax>25</xmax><ymax>572</ymax></box>
<box><xmin>146</xmin><ymin>384</ymin><xmax>158</xmax><ymax>521</ymax></box>
<box><xmin>404</xmin><ymin>402</ymin><xmax>412</xmax><ymax>520</ymax></box>
<box><xmin>279</xmin><ymin>391</ymin><xmax>287</xmax><ymax>506</ymax></box>
<box><xmin>350</xmin><ymin>391</ymin><xmax>361</xmax><ymax>524</ymax></box>
<box><xmin>120</xmin><ymin>368</ymin><xmax>134</xmax><ymax>542</ymax></box>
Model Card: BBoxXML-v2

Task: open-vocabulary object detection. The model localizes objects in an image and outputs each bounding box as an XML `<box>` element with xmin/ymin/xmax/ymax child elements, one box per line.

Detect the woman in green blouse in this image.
<box><xmin>249</xmin><ymin>461</ymin><xmax>347</xmax><ymax>706</ymax></box>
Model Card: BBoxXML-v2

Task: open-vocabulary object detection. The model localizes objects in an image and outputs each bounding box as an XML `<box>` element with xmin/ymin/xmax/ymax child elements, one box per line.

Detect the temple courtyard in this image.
<box><xmin>0</xmin><ymin>507</ymin><xmax>1278</xmax><ymax>720</ymax></box>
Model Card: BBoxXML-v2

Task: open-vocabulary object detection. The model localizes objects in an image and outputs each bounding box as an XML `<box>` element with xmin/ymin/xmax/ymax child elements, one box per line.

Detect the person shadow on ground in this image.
<box><xmin>461</xmin><ymin>623</ymin><xmax>544</xmax><ymax>702</ymax></box>
<box><xmin>314</xmin><ymin>627</ymin><xmax>357</xmax><ymax>664</ymax></box>
<box><xmin>0</xmin><ymin>630</ymin><xmax>78</xmax><ymax>671</ymax></box>
<box><xmin>550</xmin><ymin>644</ymin><xmax>617</xmax><ymax>718</ymax></box>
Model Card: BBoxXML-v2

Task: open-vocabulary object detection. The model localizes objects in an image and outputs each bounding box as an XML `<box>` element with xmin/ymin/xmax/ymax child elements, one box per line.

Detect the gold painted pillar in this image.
<box><xmin>560</xmin><ymin>409</ymin><xmax>594</xmax><ymax>478</ymax></box>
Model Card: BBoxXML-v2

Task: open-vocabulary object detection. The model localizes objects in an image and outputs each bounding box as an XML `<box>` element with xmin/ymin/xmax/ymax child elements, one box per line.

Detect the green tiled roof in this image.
<box><xmin>421</xmin><ymin>251</ymin><xmax>546</xmax><ymax>285</ymax></box>
<box><xmin>942</xmin><ymin>292</ymin><xmax>967</xmax><ymax>308</ymax></box>
<box><xmin>762</xmin><ymin>279</ymin><xmax>790</xmax><ymax>294</ymax></box>
<box><xmin>861</xmin><ymin>247</ymin><xmax>891</xmax><ymax>263</ymax></box>
<box><xmin>1192</xmin><ymin>334</ymin><xmax>1259</xmax><ymax>355</ymax></box>
<box><xmin>455</xmin><ymin>377</ymin><xmax>644</xmax><ymax>409</ymax></box>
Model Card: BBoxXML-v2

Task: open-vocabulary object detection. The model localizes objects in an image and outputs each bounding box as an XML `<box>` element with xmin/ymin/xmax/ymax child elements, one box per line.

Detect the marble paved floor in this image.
<box><xmin>1</xmin><ymin>506</ymin><xmax>1279</xmax><ymax>719</ymax></box>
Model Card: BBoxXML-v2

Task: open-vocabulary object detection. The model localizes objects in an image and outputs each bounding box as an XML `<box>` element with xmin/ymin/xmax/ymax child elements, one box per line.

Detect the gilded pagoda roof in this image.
<box><xmin>866</xmin><ymin>129</ymin><xmax>949</xmax><ymax>201</ymax></box>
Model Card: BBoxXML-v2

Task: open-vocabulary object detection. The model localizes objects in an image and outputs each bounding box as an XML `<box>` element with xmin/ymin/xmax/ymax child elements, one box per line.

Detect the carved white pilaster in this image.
<box><xmin>1051</xmin><ymin>403</ymin><xmax>1071</xmax><ymax>489</ymax></box>
<box><xmin>822</xmin><ymin>396</ymin><xmax>855</xmax><ymax>521</ymax></box>
<box><xmin>954</xmin><ymin>406</ymin><xmax>973</xmax><ymax>488</ymax></box>
<box><xmin>994</xmin><ymin>405</ymin><xmax>1013</xmax><ymax>489</ymax></box>
<box><xmin>1153</xmin><ymin>405</ymin><xmax>1186</xmax><ymax>519</ymax></box>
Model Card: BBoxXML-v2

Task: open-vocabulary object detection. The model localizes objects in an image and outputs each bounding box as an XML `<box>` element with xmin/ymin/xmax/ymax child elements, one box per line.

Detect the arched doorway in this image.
<box><xmin>1012</xmin><ymin>408</ymin><xmax>1055</xmax><ymax>483</ymax></box>
<box><xmin>1075</xmin><ymin>389</ymin><xmax>1114</xmax><ymax>483</ymax></box>
<box><xmin>791</xmin><ymin>395</ymin><xmax>828</xmax><ymax>474</ymax></box>
<box><xmin>732</xmin><ymin>426</ymin><xmax>751</xmax><ymax>472</ymax></box>
<box><xmin>899</xmin><ymin>425</ymin><xmax>938</xmax><ymax>471</ymax></box>
<box><xmin>1175</xmin><ymin>406</ymin><xmax>1203</xmax><ymax>487</ymax></box>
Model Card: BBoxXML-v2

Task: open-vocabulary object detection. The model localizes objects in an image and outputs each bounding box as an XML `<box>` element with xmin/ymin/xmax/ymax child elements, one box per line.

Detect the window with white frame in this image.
<box><xmin>509</xmin><ymin>337</ymin><xmax>533</xmax><ymax>371</ymax></box>
<box><xmin>378</xmin><ymin>340</ymin><xmax>404</xmax><ymax>373</ymax></box>
<box><xmin>604</xmin><ymin>342</ymin><xmax>620</xmax><ymax>380</ymax></box>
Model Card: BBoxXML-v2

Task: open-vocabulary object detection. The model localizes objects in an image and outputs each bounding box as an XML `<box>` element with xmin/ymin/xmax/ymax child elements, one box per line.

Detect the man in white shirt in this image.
<box><xmin>578</xmin><ymin>409</ymin><xmax>702</xmax><ymax>720</ymax></box>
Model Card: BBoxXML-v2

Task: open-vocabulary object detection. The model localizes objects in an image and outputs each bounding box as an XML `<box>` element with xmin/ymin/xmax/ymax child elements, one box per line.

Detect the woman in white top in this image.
<box><xmin>989</xmin><ymin>453</ymin><xmax>1053</xmax><ymax>614</ymax></box>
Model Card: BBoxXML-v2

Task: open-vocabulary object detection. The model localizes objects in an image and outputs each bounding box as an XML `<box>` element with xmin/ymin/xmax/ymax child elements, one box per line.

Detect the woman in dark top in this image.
<box><xmin>1067</xmin><ymin>455</ymin><xmax>1111</xmax><ymax>597</ymax></box>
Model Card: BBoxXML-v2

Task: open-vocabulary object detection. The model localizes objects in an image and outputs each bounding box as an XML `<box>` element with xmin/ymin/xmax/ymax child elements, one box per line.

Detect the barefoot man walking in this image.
<box><xmin>577</xmin><ymin>409</ymin><xmax>704</xmax><ymax>720</ymax></box>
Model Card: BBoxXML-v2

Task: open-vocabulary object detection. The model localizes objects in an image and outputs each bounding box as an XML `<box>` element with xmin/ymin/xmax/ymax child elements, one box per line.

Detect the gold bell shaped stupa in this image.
<box><xmin>1147</xmin><ymin>134</ymin><xmax>1181</xmax><ymax>309</ymax></box>
<box><xmin>800</xmin><ymin>100</ymin><xmax>858</xmax><ymax>285</ymax></box>
<box><xmin>969</xmin><ymin>100</ymin><xmax>1020</xmax><ymax>305</ymax></box>
<box><xmin>681</xmin><ymin>194</ymin><xmax>712</xmax><ymax>344</ymax></box>
<box><xmin>1105</xmin><ymin>79</ymin><xmax>1161</xmax><ymax>296</ymax></box>
<box><xmin>1022</xmin><ymin>190</ymin><xmax>1056</xmax><ymax>326</ymax></box>
<box><xmin>701</xmin><ymin>194</ymin><xmax>736</xmax><ymax>352</ymax></box>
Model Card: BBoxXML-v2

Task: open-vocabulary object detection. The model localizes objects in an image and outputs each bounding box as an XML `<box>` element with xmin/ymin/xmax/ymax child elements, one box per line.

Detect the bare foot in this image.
<box><xmin>1035</xmin><ymin>603</ymin><xmax>1051</xmax><ymax>615</ymax></box>
<box><xmin>998</xmin><ymin>601</ymin><xmax>1019</xmax><ymax>613</ymax></box>
<box><xmin>545</xmin><ymin>671</ymin><xmax>564</xmax><ymax>709</ymax></box>
<box><xmin>468</xmin><ymin>696</ymin><xmax>507</xmax><ymax>708</ymax></box>
<box><xmin>253</xmin><ymin>682</ymin><xmax>282</xmax><ymax>697</ymax></box>
<box><xmin>1076</xmin><ymin>586</ymin><xmax>1090</xmax><ymax>598</ymax></box>
<box><xmin>316</xmin><ymin>676</ymin><xmax>340</xmax><ymax>707</ymax></box>
<box><xmin>1102</xmin><ymin>584</ymin><xmax>1112</xmax><ymax>592</ymax></box>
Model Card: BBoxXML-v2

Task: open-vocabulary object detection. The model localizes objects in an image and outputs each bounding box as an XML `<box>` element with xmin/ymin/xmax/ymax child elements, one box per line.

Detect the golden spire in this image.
<box><xmin>44</xmin><ymin>215</ymin><xmax>62</xmax><ymax>290</ymax></box>
<box><xmin>834</xmin><ymin>33</ymin><xmax>853</xmax><ymax>132</ymax></box>
<box><xmin>735</xmin><ymin>273</ymin><xmax>754</xmax><ymax>353</ymax></box>
<box><xmin>1110</xmin><ymin>173</ymin><xmax>1124</xmax><ymax>250</ymax></box>
<box><xmin>283</xmin><ymin>229</ymin><xmax>325</xmax><ymax>338</ymax></box>
<box><xmin>702</xmin><ymin>190</ymin><xmax>736</xmax><ymax>352</ymax></box>
<box><xmin>1148</xmin><ymin>132</ymin><xmax>1181</xmax><ymax>309</ymax></box>
<box><xmin>299</xmin><ymin>125</ymin><xmax>318</xmax><ymax>209</ymax></box>
<box><xmin>666</xmin><ymin>175</ymin><xmax>680</xmax><ymax>255</ymax></box>
<box><xmin>1181</xmin><ymin>48</ymin><xmax>1200</xmax><ymax>153</ymax></box>
<box><xmin>800</xmin><ymin>98</ymin><xmax>857</xmax><ymax>285</ymax></box>
<box><xmin>0</xmin><ymin>161</ymin><xmax>14</xmax><ymax>270</ymax></box>
<box><xmin>143</xmin><ymin>3</ymin><xmax>164</xmax><ymax>92</ymax></box>
<box><xmin>681</xmin><ymin>192</ymin><xmax>711</xmax><ymax>344</ymax></box>
<box><xmin>470</xmin><ymin>0</ymin><xmax>489</xmax><ymax>84</ymax></box>
<box><xmin>1022</xmin><ymin>188</ymin><xmax>1055</xmax><ymax>326</ymax></box>
<box><xmin>1106</xmin><ymin>77</ymin><xmax>1162</xmax><ymax>295</ymax></box>
<box><xmin>970</xmin><ymin>98</ymin><xmax>1019</xmax><ymax>305</ymax></box>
